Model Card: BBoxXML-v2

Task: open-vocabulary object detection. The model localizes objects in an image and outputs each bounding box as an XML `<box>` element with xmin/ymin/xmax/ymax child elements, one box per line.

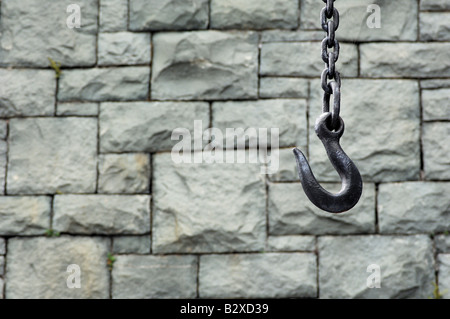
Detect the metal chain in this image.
<box><xmin>320</xmin><ymin>0</ymin><xmax>341</xmax><ymax>130</ymax></box>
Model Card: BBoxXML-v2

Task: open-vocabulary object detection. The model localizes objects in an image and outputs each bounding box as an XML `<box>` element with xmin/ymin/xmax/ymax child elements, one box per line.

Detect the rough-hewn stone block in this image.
<box><xmin>211</xmin><ymin>0</ymin><xmax>299</xmax><ymax>30</ymax></box>
<box><xmin>99</xmin><ymin>102</ymin><xmax>209</xmax><ymax>153</ymax></box>
<box><xmin>100</xmin><ymin>0</ymin><xmax>128</xmax><ymax>31</ymax></box>
<box><xmin>6</xmin><ymin>237</ymin><xmax>109</xmax><ymax>299</ymax></box>
<box><xmin>422</xmin><ymin>89</ymin><xmax>450</xmax><ymax>121</ymax></box>
<box><xmin>54</xmin><ymin>195</ymin><xmax>151</xmax><ymax>235</ymax></box>
<box><xmin>152</xmin><ymin>31</ymin><xmax>258</xmax><ymax>100</ymax></box>
<box><xmin>266</xmin><ymin>236</ymin><xmax>315</xmax><ymax>252</ymax></box>
<box><xmin>58</xmin><ymin>67</ymin><xmax>150</xmax><ymax>102</ymax></box>
<box><xmin>423</xmin><ymin>123</ymin><xmax>450</xmax><ymax>180</ymax></box>
<box><xmin>319</xmin><ymin>235</ymin><xmax>435</xmax><ymax>298</ymax></box>
<box><xmin>439</xmin><ymin>254</ymin><xmax>450</xmax><ymax>299</ymax></box>
<box><xmin>57</xmin><ymin>103</ymin><xmax>98</xmax><ymax>116</ymax></box>
<box><xmin>379</xmin><ymin>182</ymin><xmax>450</xmax><ymax>234</ymax></box>
<box><xmin>269</xmin><ymin>182</ymin><xmax>376</xmax><ymax>235</ymax></box>
<box><xmin>129</xmin><ymin>0</ymin><xmax>209</xmax><ymax>31</ymax></box>
<box><xmin>0</xmin><ymin>0</ymin><xmax>97</xmax><ymax>67</ymax></box>
<box><xmin>98</xmin><ymin>154</ymin><xmax>150</xmax><ymax>194</ymax></box>
<box><xmin>0</xmin><ymin>256</ymin><xmax>4</xmax><ymax>276</ymax></box>
<box><xmin>261</xmin><ymin>30</ymin><xmax>323</xmax><ymax>42</ymax></box>
<box><xmin>259</xmin><ymin>78</ymin><xmax>309</xmax><ymax>99</ymax></box>
<box><xmin>199</xmin><ymin>253</ymin><xmax>317</xmax><ymax>298</ymax></box>
<box><xmin>8</xmin><ymin>118</ymin><xmax>97</xmax><ymax>194</ymax></box>
<box><xmin>112</xmin><ymin>236</ymin><xmax>151</xmax><ymax>254</ymax></box>
<box><xmin>360</xmin><ymin>43</ymin><xmax>450</xmax><ymax>78</ymax></box>
<box><xmin>0</xmin><ymin>196</ymin><xmax>51</xmax><ymax>236</ymax></box>
<box><xmin>436</xmin><ymin>235</ymin><xmax>450</xmax><ymax>254</ymax></box>
<box><xmin>98</xmin><ymin>32</ymin><xmax>151</xmax><ymax>66</ymax></box>
<box><xmin>267</xmin><ymin>148</ymin><xmax>300</xmax><ymax>182</ymax></box>
<box><xmin>212</xmin><ymin>99</ymin><xmax>307</xmax><ymax>148</ymax></box>
<box><xmin>153</xmin><ymin>153</ymin><xmax>266</xmax><ymax>253</ymax></box>
<box><xmin>0</xmin><ymin>238</ymin><xmax>5</xmax><ymax>255</ymax></box>
<box><xmin>0</xmin><ymin>69</ymin><xmax>55</xmax><ymax>117</ymax></box>
<box><xmin>421</xmin><ymin>0</ymin><xmax>450</xmax><ymax>11</ymax></box>
<box><xmin>112</xmin><ymin>255</ymin><xmax>198</xmax><ymax>298</ymax></box>
<box><xmin>261</xmin><ymin>42</ymin><xmax>358</xmax><ymax>77</ymax></box>
<box><xmin>420</xmin><ymin>13</ymin><xmax>450</xmax><ymax>41</ymax></box>
<box><xmin>0</xmin><ymin>141</ymin><xmax>5</xmax><ymax>194</ymax></box>
<box><xmin>0</xmin><ymin>121</ymin><xmax>6</xmax><ymax>140</ymax></box>
<box><xmin>421</xmin><ymin>79</ymin><xmax>450</xmax><ymax>89</ymax></box>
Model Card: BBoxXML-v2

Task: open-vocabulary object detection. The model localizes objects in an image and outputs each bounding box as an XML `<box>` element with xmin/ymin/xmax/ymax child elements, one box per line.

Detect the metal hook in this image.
<box><xmin>293</xmin><ymin>112</ymin><xmax>363</xmax><ymax>214</ymax></box>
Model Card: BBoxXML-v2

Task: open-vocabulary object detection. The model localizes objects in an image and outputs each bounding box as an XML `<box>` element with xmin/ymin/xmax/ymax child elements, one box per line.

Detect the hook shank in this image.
<box><xmin>293</xmin><ymin>112</ymin><xmax>362</xmax><ymax>213</ymax></box>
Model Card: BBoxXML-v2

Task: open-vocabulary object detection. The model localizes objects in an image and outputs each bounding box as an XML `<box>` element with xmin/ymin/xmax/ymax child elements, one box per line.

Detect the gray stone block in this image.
<box><xmin>360</xmin><ymin>43</ymin><xmax>450</xmax><ymax>78</ymax></box>
<box><xmin>309</xmin><ymin>79</ymin><xmax>420</xmax><ymax>183</ymax></box>
<box><xmin>0</xmin><ymin>69</ymin><xmax>55</xmax><ymax>117</ymax></box>
<box><xmin>423</xmin><ymin>123</ymin><xmax>450</xmax><ymax>180</ymax></box>
<box><xmin>300</xmin><ymin>0</ymin><xmax>417</xmax><ymax>41</ymax></box>
<box><xmin>261</xmin><ymin>30</ymin><xmax>323</xmax><ymax>42</ymax></box>
<box><xmin>420</xmin><ymin>12</ymin><xmax>450</xmax><ymax>41</ymax></box>
<box><xmin>0</xmin><ymin>238</ymin><xmax>5</xmax><ymax>255</ymax></box>
<box><xmin>57</xmin><ymin>102</ymin><xmax>99</xmax><ymax>116</ymax></box>
<box><xmin>436</xmin><ymin>235</ymin><xmax>450</xmax><ymax>253</ymax></box>
<box><xmin>0</xmin><ymin>0</ymin><xmax>97</xmax><ymax>67</ymax></box>
<box><xmin>112</xmin><ymin>255</ymin><xmax>198</xmax><ymax>298</ymax></box>
<box><xmin>0</xmin><ymin>256</ymin><xmax>4</xmax><ymax>276</ymax></box>
<box><xmin>0</xmin><ymin>197</ymin><xmax>50</xmax><ymax>236</ymax></box>
<box><xmin>152</xmin><ymin>31</ymin><xmax>258</xmax><ymax>100</ymax></box>
<box><xmin>379</xmin><ymin>182</ymin><xmax>450</xmax><ymax>234</ymax></box>
<box><xmin>98</xmin><ymin>154</ymin><xmax>150</xmax><ymax>194</ymax></box>
<box><xmin>112</xmin><ymin>236</ymin><xmax>151</xmax><ymax>254</ymax></box>
<box><xmin>422</xmin><ymin>89</ymin><xmax>450</xmax><ymax>121</ymax></box>
<box><xmin>261</xmin><ymin>42</ymin><xmax>358</xmax><ymax>77</ymax></box>
<box><xmin>259</xmin><ymin>78</ymin><xmax>309</xmax><ymax>99</ymax></box>
<box><xmin>199</xmin><ymin>253</ymin><xmax>317</xmax><ymax>298</ymax></box>
<box><xmin>129</xmin><ymin>0</ymin><xmax>209</xmax><ymax>31</ymax></box>
<box><xmin>319</xmin><ymin>235</ymin><xmax>435</xmax><ymax>299</ymax></box>
<box><xmin>267</xmin><ymin>148</ymin><xmax>300</xmax><ymax>182</ymax></box>
<box><xmin>54</xmin><ymin>195</ymin><xmax>151</xmax><ymax>235</ymax></box>
<box><xmin>421</xmin><ymin>0</ymin><xmax>450</xmax><ymax>11</ymax></box>
<box><xmin>438</xmin><ymin>254</ymin><xmax>450</xmax><ymax>299</ymax></box>
<box><xmin>58</xmin><ymin>67</ymin><xmax>150</xmax><ymax>102</ymax></box>
<box><xmin>100</xmin><ymin>0</ymin><xmax>128</xmax><ymax>31</ymax></box>
<box><xmin>7</xmin><ymin>118</ymin><xmax>97</xmax><ymax>194</ymax></box>
<box><xmin>269</xmin><ymin>182</ymin><xmax>376</xmax><ymax>235</ymax></box>
<box><xmin>211</xmin><ymin>0</ymin><xmax>299</xmax><ymax>30</ymax></box>
<box><xmin>0</xmin><ymin>141</ymin><xmax>5</xmax><ymax>194</ymax></box>
<box><xmin>153</xmin><ymin>152</ymin><xmax>266</xmax><ymax>253</ymax></box>
<box><xmin>266</xmin><ymin>236</ymin><xmax>316</xmax><ymax>252</ymax></box>
<box><xmin>0</xmin><ymin>278</ymin><xmax>3</xmax><ymax>299</ymax></box>
<box><xmin>99</xmin><ymin>102</ymin><xmax>209</xmax><ymax>153</ymax></box>
<box><xmin>0</xmin><ymin>121</ymin><xmax>6</xmax><ymax>140</ymax></box>
<box><xmin>212</xmin><ymin>99</ymin><xmax>307</xmax><ymax>149</ymax></box>
<box><xmin>421</xmin><ymin>79</ymin><xmax>450</xmax><ymax>89</ymax></box>
<box><xmin>6</xmin><ymin>236</ymin><xmax>109</xmax><ymax>299</ymax></box>
<box><xmin>98</xmin><ymin>32</ymin><xmax>151</xmax><ymax>66</ymax></box>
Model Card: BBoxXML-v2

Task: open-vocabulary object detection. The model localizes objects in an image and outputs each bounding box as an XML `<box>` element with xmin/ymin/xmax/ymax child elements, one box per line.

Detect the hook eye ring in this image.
<box><xmin>322</xmin><ymin>80</ymin><xmax>341</xmax><ymax>130</ymax></box>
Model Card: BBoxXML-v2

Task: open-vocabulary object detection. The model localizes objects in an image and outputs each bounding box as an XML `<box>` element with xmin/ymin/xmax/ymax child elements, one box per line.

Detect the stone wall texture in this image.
<box><xmin>0</xmin><ymin>0</ymin><xmax>448</xmax><ymax>299</ymax></box>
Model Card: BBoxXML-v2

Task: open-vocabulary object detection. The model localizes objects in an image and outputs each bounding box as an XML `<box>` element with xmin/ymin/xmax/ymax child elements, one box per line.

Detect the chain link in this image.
<box><xmin>320</xmin><ymin>0</ymin><xmax>341</xmax><ymax>130</ymax></box>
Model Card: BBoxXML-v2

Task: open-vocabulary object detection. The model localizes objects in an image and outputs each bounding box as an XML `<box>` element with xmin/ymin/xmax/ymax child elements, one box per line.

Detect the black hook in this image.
<box><xmin>293</xmin><ymin>112</ymin><xmax>363</xmax><ymax>214</ymax></box>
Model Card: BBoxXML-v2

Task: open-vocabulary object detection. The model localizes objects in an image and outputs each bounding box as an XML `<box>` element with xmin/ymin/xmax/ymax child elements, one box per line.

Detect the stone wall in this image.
<box><xmin>0</xmin><ymin>0</ymin><xmax>449</xmax><ymax>299</ymax></box>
